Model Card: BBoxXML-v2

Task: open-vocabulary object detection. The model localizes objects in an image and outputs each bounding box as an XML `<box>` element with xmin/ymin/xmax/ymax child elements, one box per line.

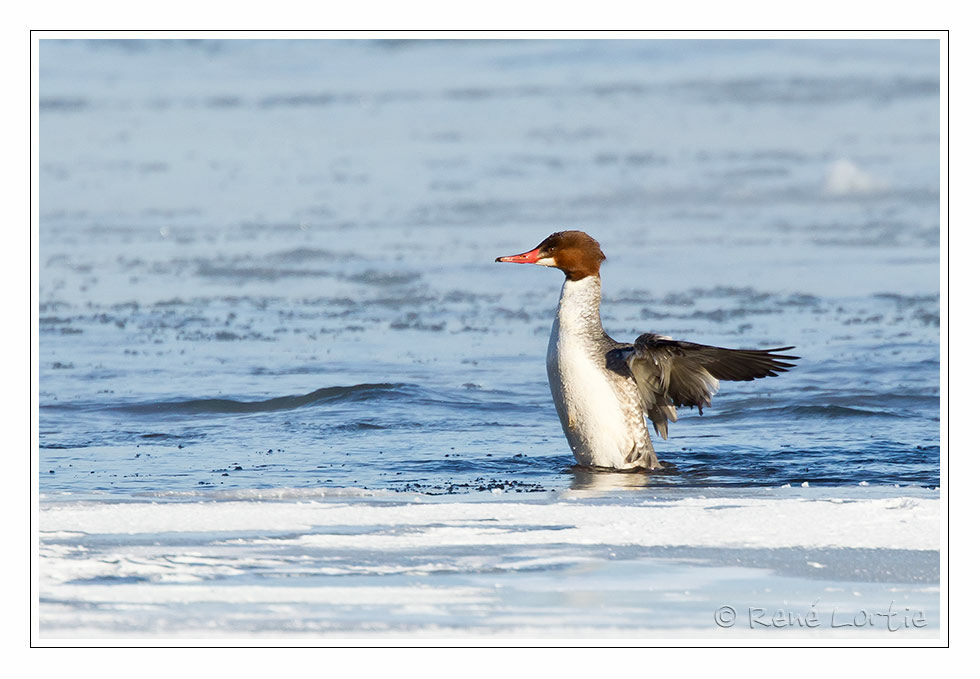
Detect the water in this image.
<box><xmin>36</xmin><ymin>38</ymin><xmax>943</xmax><ymax>638</ymax></box>
<box><xmin>38</xmin><ymin>39</ymin><xmax>940</xmax><ymax>498</ymax></box>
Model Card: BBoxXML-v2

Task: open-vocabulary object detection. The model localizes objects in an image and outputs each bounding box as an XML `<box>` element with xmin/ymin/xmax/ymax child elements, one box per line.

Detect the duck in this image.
<box><xmin>495</xmin><ymin>230</ymin><xmax>797</xmax><ymax>470</ymax></box>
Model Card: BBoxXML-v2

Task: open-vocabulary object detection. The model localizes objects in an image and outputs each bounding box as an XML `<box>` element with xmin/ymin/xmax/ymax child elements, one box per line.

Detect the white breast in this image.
<box><xmin>547</xmin><ymin>329</ymin><xmax>636</xmax><ymax>468</ymax></box>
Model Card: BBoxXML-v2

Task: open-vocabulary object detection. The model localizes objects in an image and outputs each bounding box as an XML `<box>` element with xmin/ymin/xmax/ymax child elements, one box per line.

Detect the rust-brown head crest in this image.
<box><xmin>495</xmin><ymin>230</ymin><xmax>605</xmax><ymax>281</ymax></box>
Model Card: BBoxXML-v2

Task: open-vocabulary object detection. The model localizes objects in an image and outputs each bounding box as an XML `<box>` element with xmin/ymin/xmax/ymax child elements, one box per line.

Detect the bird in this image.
<box><xmin>495</xmin><ymin>230</ymin><xmax>797</xmax><ymax>470</ymax></box>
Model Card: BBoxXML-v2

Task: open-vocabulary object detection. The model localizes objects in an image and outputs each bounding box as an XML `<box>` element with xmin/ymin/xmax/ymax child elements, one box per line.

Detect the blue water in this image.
<box><xmin>38</xmin><ymin>39</ymin><xmax>941</xmax><ymax>496</ymax></box>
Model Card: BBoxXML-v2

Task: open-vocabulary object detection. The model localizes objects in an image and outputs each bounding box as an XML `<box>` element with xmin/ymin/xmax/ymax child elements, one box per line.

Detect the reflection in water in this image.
<box><xmin>567</xmin><ymin>462</ymin><xmax>680</xmax><ymax>492</ymax></box>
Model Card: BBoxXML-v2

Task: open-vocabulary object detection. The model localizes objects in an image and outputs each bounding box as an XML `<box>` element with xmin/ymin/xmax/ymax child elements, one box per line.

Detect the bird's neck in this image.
<box><xmin>556</xmin><ymin>274</ymin><xmax>605</xmax><ymax>340</ymax></box>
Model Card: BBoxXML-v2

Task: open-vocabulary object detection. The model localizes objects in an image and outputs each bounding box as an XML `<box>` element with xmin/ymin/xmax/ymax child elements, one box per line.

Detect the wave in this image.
<box><xmin>43</xmin><ymin>383</ymin><xmax>413</xmax><ymax>417</ymax></box>
<box><xmin>705</xmin><ymin>404</ymin><xmax>910</xmax><ymax>421</ymax></box>
<box><xmin>40</xmin><ymin>383</ymin><xmax>536</xmax><ymax>422</ymax></box>
<box><xmin>124</xmin><ymin>383</ymin><xmax>412</xmax><ymax>415</ymax></box>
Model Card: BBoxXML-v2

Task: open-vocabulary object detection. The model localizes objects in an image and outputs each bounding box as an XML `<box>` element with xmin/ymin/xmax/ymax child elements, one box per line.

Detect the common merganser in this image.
<box><xmin>495</xmin><ymin>230</ymin><xmax>797</xmax><ymax>470</ymax></box>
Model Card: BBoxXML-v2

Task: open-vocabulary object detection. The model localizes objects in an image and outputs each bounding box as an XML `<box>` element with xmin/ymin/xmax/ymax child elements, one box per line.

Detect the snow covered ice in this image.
<box><xmin>38</xmin><ymin>486</ymin><xmax>940</xmax><ymax>638</ymax></box>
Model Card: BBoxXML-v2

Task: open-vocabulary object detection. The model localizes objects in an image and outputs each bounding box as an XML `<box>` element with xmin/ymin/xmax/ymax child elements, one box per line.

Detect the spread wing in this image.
<box><xmin>624</xmin><ymin>333</ymin><xmax>798</xmax><ymax>440</ymax></box>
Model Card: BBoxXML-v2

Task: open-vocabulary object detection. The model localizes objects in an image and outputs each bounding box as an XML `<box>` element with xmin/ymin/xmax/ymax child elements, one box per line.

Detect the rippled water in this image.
<box><xmin>38</xmin><ymin>39</ymin><xmax>940</xmax><ymax>497</ymax></box>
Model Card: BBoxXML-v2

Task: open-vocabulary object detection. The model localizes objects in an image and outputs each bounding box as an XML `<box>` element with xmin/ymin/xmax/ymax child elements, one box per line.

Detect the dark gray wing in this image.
<box><xmin>624</xmin><ymin>333</ymin><xmax>798</xmax><ymax>440</ymax></box>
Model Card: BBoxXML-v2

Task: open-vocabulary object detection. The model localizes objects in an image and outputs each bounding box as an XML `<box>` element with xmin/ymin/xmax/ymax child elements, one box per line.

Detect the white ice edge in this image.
<box><xmin>39</xmin><ymin>494</ymin><xmax>939</xmax><ymax>551</ymax></box>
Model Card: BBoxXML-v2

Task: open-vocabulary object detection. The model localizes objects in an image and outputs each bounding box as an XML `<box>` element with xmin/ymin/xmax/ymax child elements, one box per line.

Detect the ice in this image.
<box><xmin>38</xmin><ymin>488</ymin><xmax>940</xmax><ymax>638</ymax></box>
<box><xmin>823</xmin><ymin>159</ymin><xmax>889</xmax><ymax>196</ymax></box>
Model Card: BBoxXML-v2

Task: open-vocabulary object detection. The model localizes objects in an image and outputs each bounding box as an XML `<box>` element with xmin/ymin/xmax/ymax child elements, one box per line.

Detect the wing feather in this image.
<box><xmin>624</xmin><ymin>333</ymin><xmax>798</xmax><ymax>439</ymax></box>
